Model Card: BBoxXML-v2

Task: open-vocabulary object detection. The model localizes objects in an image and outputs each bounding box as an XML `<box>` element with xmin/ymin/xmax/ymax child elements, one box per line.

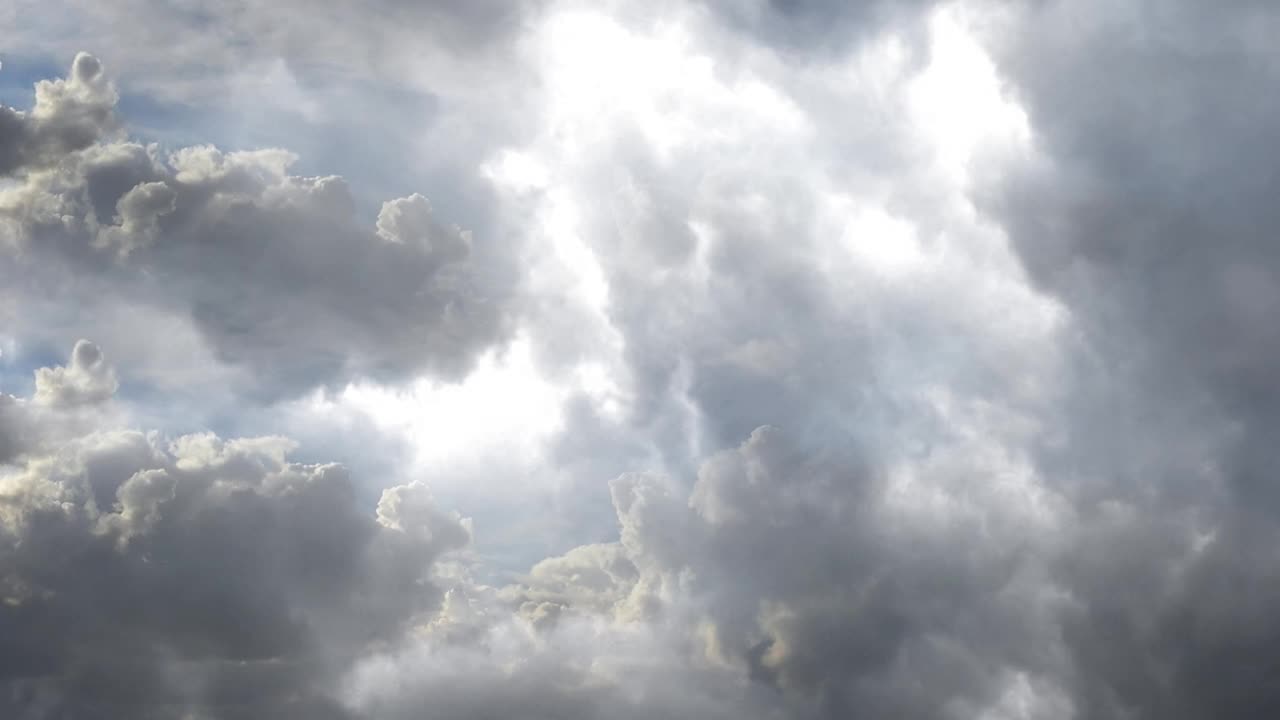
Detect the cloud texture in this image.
<box><xmin>4</xmin><ymin>0</ymin><xmax>1280</xmax><ymax>718</ymax></box>
<box><xmin>1</xmin><ymin>55</ymin><xmax>514</xmax><ymax>400</ymax></box>
<box><xmin>1</xmin><ymin>345</ymin><xmax>470</xmax><ymax>717</ymax></box>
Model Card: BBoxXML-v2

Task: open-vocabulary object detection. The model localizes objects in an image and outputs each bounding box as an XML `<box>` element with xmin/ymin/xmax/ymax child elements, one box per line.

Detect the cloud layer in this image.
<box><xmin>4</xmin><ymin>0</ymin><xmax>1280</xmax><ymax>718</ymax></box>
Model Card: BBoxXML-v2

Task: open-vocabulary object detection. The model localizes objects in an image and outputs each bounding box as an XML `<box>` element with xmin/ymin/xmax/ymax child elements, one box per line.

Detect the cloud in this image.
<box><xmin>1</xmin><ymin>56</ymin><xmax>516</xmax><ymax>400</ymax></box>
<box><xmin>0</xmin><ymin>340</ymin><xmax>123</xmax><ymax>464</ymax></box>
<box><xmin>338</xmin><ymin>6</ymin><xmax>1072</xmax><ymax>717</ymax></box>
<box><xmin>0</xmin><ymin>343</ymin><xmax>471</xmax><ymax>718</ymax></box>
<box><xmin>354</xmin><ymin>415</ymin><xmax>1068</xmax><ymax>719</ymax></box>
<box><xmin>971</xmin><ymin>0</ymin><xmax>1280</xmax><ymax>716</ymax></box>
<box><xmin>0</xmin><ymin>52</ymin><xmax>117</xmax><ymax>175</ymax></box>
<box><xmin>396</xmin><ymin>4</ymin><xmax>1079</xmax><ymax>717</ymax></box>
<box><xmin>599</xmin><ymin>426</ymin><xmax>1063</xmax><ymax>717</ymax></box>
<box><xmin>0</xmin><ymin>9</ymin><xmax>1077</xmax><ymax>719</ymax></box>
<box><xmin>341</xmin><ymin>611</ymin><xmax>782</xmax><ymax>720</ymax></box>
<box><xmin>33</xmin><ymin>339</ymin><xmax>118</xmax><ymax>407</ymax></box>
<box><xmin>0</xmin><ymin>394</ymin><xmax>23</xmax><ymax>464</ymax></box>
<box><xmin>5</xmin><ymin>2</ymin><xmax>1280</xmax><ymax>719</ymax></box>
<box><xmin>701</xmin><ymin>0</ymin><xmax>935</xmax><ymax>58</ymax></box>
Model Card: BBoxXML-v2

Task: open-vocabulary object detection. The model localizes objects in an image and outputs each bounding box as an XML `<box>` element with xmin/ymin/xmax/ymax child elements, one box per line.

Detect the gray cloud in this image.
<box><xmin>0</xmin><ymin>52</ymin><xmax>117</xmax><ymax>175</ymax></box>
<box><xmin>2</xmin><ymin>0</ymin><xmax>549</xmax><ymax>251</ymax></box>
<box><xmin>972</xmin><ymin>0</ymin><xmax>1280</xmax><ymax>717</ymax></box>
<box><xmin>597</xmin><ymin>426</ymin><xmax>1060</xmax><ymax>718</ymax></box>
<box><xmin>33</xmin><ymin>340</ymin><xmax>118</xmax><ymax>407</ymax></box>
<box><xmin>702</xmin><ymin>0</ymin><xmax>934</xmax><ymax>59</ymax></box>
<box><xmin>359</xmin><ymin>413</ymin><xmax>1065</xmax><ymax>719</ymax></box>
<box><xmin>0</xmin><ymin>341</ymin><xmax>122</xmax><ymax>464</ymax></box>
<box><xmin>504</xmin><ymin>2</ymin><xmax>1280</xmax><ymax>713</ymax></box>
<box><xmin>343</xmin><ymin>614</ymin><xmax>786</xmax><ymax>720</ymax></box>
<box><xmin>0</xmin><ymin>344</ymin><xmax>471</xmax><ymax>718</ymax></box>
<box><xmin>1</xmin><ymin>1</ymin><xmax>545</xmax><ymax>102</ymax></box>
<box><xmin>0</xmin><ymin>395</ymin><xmax>23</xmax><ymax>464</ymax></box>
<box><xmin>1</xmin><ymin>56</ymin><xmax>516</xmax><ymax>400</ymax></box>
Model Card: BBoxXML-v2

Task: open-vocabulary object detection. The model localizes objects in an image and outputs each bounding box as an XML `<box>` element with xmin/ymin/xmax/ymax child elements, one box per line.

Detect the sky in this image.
<box><xmin>2</xmin><ymin>0</ymin><xmax>1280</xmax><ymax>718</ymax></box>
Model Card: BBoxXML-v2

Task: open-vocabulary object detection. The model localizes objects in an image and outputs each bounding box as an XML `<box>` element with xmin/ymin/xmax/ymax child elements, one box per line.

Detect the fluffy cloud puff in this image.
<box><xmin>0</xmin><ymin>56</ymin><xmax>515</xmax><ymax>399</ymax></box>
<box><xmin>32</xmin><ymin>339</ymin><xmax>118</xmax><ymax>407</ymax></box>
<box><xmin>0</xmin><ymin>52</ymin><xmax>117</xmax><ymax>174</ymax></box>
<box><xmin>1</xmin><ymin>339</ymin><xmax>120</xmax><ymax>464</ymax></box>
<box><xmin>486</xmin><ymin>423</ymin><xmax>1068</xmax><ymax>720</ymax></box>
<box><xmin>0</xmin><ymin>344</ymin><xmax>471</xmax><ymax>718</ymax></box>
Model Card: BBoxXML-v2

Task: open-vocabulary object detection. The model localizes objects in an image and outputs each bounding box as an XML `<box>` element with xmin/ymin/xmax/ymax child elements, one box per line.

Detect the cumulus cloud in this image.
<box><xmin>0</xmin><ymin>395</ymin><xmax>23</xmax><ymax>464</ymax></box>
<box><xmin>341</xmin><ymin>615</ymin><xmax>783</xmax><ymax>720</ymax></box>
<box><xmin>0</xmin><ymin>0</ymin><xmax>545</xmax><ymax>104</ymax></box>
<box><xmin>33</xmin><ymin>339</ymin><xmax>118</xmax><ymax>407</ymax></box>
<box><xmin>0</xmin><ymin>52</ymin><xmax>117</xmax><ymax>174</ymax></box>
<box><xmin>348</xmin><ymin>418</ymin><xmax>1067</xmax><ymax>719</ymax></box>
<box><xmin>0</xmin><ymin>56</ymin><xmax>516</xmax><ymax>399</ymax></box>
<box><xmin>0</xmin><ymin>343</ymin><xmax>471</xmax><ymax>718</ymax></box>
<box><xmin>0</xmin><ymin>340</ymin><xmax>123</xmax><ymax>464</ymax></box>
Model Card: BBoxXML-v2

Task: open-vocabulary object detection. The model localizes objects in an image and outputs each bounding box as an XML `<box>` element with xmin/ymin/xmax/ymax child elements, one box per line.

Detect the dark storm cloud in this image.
<box><xmin>975</xmin><ymin>0</ymin><xmax>1280</xmax><ymax>717</ymax></box>
<box><xmin>0</xmin><ymin>344</ymin><xmax>471</xmax><ymax>719</ymax></box>
<box><xmin>0</xmin><ymin>56</ymin><xmax>516</xmax><ymax>400</ymax></box>
<box><xmin>0</xmin><ymin>345</ymin><xmax>799</xmax><ymax>720</ymax></box>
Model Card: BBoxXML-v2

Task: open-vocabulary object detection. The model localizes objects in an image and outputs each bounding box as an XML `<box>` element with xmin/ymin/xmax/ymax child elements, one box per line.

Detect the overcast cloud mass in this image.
<box><xmin>2</xmin><ymin>0</ymin><xmax>1279</xmax><ymax>718</ymax></box>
